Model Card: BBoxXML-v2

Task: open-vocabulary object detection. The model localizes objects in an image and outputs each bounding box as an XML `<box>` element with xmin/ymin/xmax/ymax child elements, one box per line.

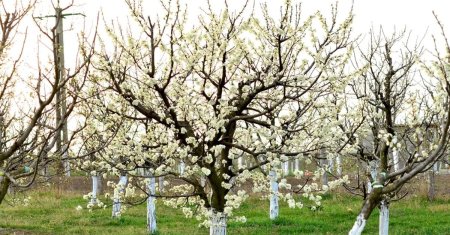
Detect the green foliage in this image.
<box><xmin>0</xmin><ymin>191</ymin><xmax>449</xmax><ymax>234</ymax></box>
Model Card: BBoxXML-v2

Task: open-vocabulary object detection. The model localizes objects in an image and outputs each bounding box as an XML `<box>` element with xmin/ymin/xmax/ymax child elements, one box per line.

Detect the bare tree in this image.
<box><xmin>0</xmin><ymin>1</ymin><xmax>95</xmax><ymax>204</ymax></box>
<box><xmin>341</xmin><ymin>25</ymin><xmax>450</xmax><ymax>234</ymax></box>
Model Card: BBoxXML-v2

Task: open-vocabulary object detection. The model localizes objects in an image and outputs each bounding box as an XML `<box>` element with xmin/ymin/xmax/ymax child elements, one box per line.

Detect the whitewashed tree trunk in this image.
<box><xmin>158</xmin><ymin>176</ymin><xmax>164</xmax><ymax>193</ymax></box>
<box><xmin>392</xmin><ymin>150</ymin><xmax>399</xmax><ymax>172</ymax></box>
<box><xmin>367</xmin><ymin>181</ymin><xmax>372</xmax><ymax>194</ymax></box>
<box><xmin>269</xmin><ymin>170</ymin><xmax>279</xmax><ymax>220</ymax></box>
<box><xmin>321</xmin><ymin>159</ymin><xmax>329</xmax><ymax>186</ymax></box>
<box><xmin>147</xmin><ymin>176</ymin><xmax>157</xmax><ymax>234</ymax></box>
<box><xmin>349</xmin><ymin>214</ymin><xmax>367</xmax><ymax>235</ymax></box>
<box><xmin>367</xmin><ymin>160</ymin><xmax>378</xmax><ymax>194</ymax></box>
<box><xmin>238</xmin><ymin>157</ymin><xmax>243</xmax><ymax>169</ymax></box>
<box><xmin>63</xmin><ymin>147</ymin><xmax>71</xmax><ymax>177</ymax></box>
<box><xmin>328</xmin><ymin>156</ymin><xmax>334</xmax><ymax>173</ymax></box>
<box><xmin>90</xmin><ymin>175</ymin><xmax>99</xmax><ymax>205</ymax></box>
<box><xmin>179</xmin><ymin>161</ymin><xmax>185</xmax><ymax>174</ymax></box>
<box><xmin>112</xmin><ymin>175</ymin><xmax>128</xmax><ymax>217</ymax></box>
<box><xmin>336</xmin><ymin>155</ymin><xmax>342</xmax><ymax>176</ymax></box>
<box><xmin>379</xmin><ymin>200</ymin><xmax>389</xmax><ymax>235</ymax></box>
<box><xmin>283</xmin><ymin>161</ymin><xmax>289</xmax><ymax>176</ymax></box>
<box><xmin>294</xmin><ymin>158</ymin><xmax>300</xmax><ymax>171</ymax></box>
<box><xmin>210</xmin><ymin>210</ymin><xmax>227</xmax><ymax>235</ymax></box>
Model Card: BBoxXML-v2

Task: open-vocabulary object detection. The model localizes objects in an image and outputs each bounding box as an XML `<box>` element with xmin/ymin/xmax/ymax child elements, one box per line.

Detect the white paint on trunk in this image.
<box><xmin>349</xmin><ymin>214</ymin><xmax>366</xmax><ymax>235</ymax></box>
<box><xmin>269</xmin><ymin>170</ymin><xmax>279</xmax><ymax>220</ymax></box>
<box><xmin>328</xmin><ymin>156</ymin><xmax>334</xmax><ymax>173</ymax></box>
<box><xmin>210</xmin><ymin>211</ymin><xmax>227</xmax><ymax>235</ymax></box>
<box><xmin>91</xmin><ymin>175</ymin><xmax>98</xmax><ymax>205</ymax></box>
<box><xmin>367</xmin><ymin>181</ymin><xmax>372</xmax><ymax>193</ymax></box>
<box><xmin>238</xmin><ymin>157</ymin><xmax>243</xmax><ymax>169</ymax></box>
<box><xmin>336</xmin><ymin>155</ymin><xmax>342</xmax><ymax>176</ymax></box>
<box><xmin>283</xmin><ymin>161</ymin><xmax>289</xmax><ymax>176</ymax></box>
<box><xmin>112</xmin><ymin>175</ymin><xmax>128</xmax><ymax>217</ymax></box>
<box><xmin>379</xmin><ymin>200</ymin><xmax>389</xmax><ymax>235</ymax></box>
<box><xmin>392</xmin><ymin>150</ymin><xmax>399</xmax><ymax>172</ymax></box>
<box><xmin>147</xmin><ymin>177</ymin><xmax>157</xmax><ymax>234</ymax></box>
<box><xmin>321</xmin><ymin>159</ymin><xmax>329</xmax><ymax>186</ymax></box>
<box><xmin>433</xmin><ymin>162</ymin><xmax>439</xmax><ymax>172</ymax></box>
<box><xmin>368</xmin><ymin>160</ymin><xmax>378</xmax><ymax>193</ymax></box>
<box><xmin>294</xmin><ymin>158</ymin><xmax>300</xmax><ymax>171</ymax></box>
<box><xmin>179</xmin><ymin>161</ymin><xmax>185</xmax><ymax>174</ymax></box>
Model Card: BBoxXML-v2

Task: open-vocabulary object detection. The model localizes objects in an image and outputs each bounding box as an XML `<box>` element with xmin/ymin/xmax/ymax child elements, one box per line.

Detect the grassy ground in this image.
<box><xmin>0</xmin><ymin>190</ymin><xmax>449</xmax><ymax>235</ymax></box>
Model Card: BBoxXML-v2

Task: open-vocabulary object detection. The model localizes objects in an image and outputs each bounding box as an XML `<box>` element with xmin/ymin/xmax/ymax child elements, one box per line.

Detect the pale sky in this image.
<box><xmin>9</xmin><ymin>0</ymin><xmax>450</xmax><ymax>81</ymax></box>
<box><xmin>31</xmin><ymin>0</ymin><xmax>450</xmax><ymax>68</ymax></box>
<box><xmin>3</xmin><ymin>0</ymin><xmax>449</xmax><ymax>127</ymax></box>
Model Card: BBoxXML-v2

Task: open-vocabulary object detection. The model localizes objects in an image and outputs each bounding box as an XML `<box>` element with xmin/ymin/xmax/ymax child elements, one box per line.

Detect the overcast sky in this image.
<box><xmin>4</xmin><ymin>0</ymin><xmax>449</xmax><ymax>120</ymax></box>
<box><xmin>11</xmin><ymin>0</ymin><xmax>450</xmax><ymax>74</ymax></box>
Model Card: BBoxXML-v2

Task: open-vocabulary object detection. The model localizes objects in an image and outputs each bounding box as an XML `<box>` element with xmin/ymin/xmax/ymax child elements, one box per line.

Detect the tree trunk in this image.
<box><xmin>367</xmin><ymin>160</ymin><xmax>378</xmax><ymax>194</ymax></box>
<box><xmin>379</xmin><ymin>200</ymin><xmax>389</xmax><ymax>235</ymax></box>
<box><xmin>336</xmin><ymin>155</ymin><xmax>342</xmax><ymax>176</ymax></box>
<box><xmin>321</xmin><ymin>159</ymin><xmax>329</xmax><ymax>186</ymax></box>
<box><xmin>392</xmin><ymin>150</ymin><xmax>399</xmax><ymax>172</ymax></box>
<box><xmin>179</xmin><ymin>161</ymin><xmax>185</xmax><ymax>174</ymax></box>
<box><xmin>90</xmin><ymin>175</ymin><xmax>99</xmax><ymax>205</ymax></box>
<box><xmin>0</xmin><ymin>175</ymin><xmax>10</xmax><ymax>204</ymax></box>
<box><xmin>269</xmin><ymin>170</ymin><xmax>279</xmax><ymax>220</ymax></box>
<box><xmin>349</xmin><ymin>214</ymin><xmax>366</xmax><ymax>235</ymax></box>
<box><xmin>147</xmin><ymin>176</ymin><xmax>157</xmax><ymax>234</ymax></box>
<box><xmin>210</xmin><ymin>210</ymin><xmax>227</xmax><ymax>235</ymax></box>
<box><xmin>237</xmin><ymin>157</ymin><xmax>243</xmax><ymax>169</ymax></box>
<box><xmin>112</xmin><ymin>175</ymin><xmax>128</xmax><ymax>217</ymax></box>
<box><xmin>349</xmin><ymin>190</ymin><xmax>382</xmax><ymax>235</ymax></box>
<box><xmin>158</xmin><ymin>176</ymin><xmax>164</xmax><ymax>193</ymax></box>
<box><xmin>328</xmin><ymin>156</ymin><xmax>334</xmax><ymax>174</ymax></box>
<box><xmin>295</xmin><ymin>158</ymin><xmax>300</xmax><ymax>172</ymax></box>
<box><xmin>283</xmin><ymin>161</ymin><xmax>289</xmax><ymax>176</ymax></box>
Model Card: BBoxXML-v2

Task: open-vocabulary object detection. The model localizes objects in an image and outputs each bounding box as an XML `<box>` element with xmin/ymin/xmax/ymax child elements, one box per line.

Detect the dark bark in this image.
<box><xmin>360</xmin><ymin>188</ymin><xmax>383</xmax><ymax>220</ymax></box>
<box><xmin>0</xmin><ymin>176</ymin><xmax>10</xmax><ymax>204</ymax></box>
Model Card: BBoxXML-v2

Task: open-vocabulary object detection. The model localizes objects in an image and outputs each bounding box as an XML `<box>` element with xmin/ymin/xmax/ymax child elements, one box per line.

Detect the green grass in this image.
<box><xmin>0</xmin><ymin>191</ymin><xmax>449</xmax><ymax>235</ymax></box>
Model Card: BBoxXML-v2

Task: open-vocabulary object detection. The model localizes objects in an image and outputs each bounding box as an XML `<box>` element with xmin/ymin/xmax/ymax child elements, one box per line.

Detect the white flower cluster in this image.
<box><xmin>223</xmin><ymin>190</ymin><xmax>248</xmax><ymax>216</ymax></box>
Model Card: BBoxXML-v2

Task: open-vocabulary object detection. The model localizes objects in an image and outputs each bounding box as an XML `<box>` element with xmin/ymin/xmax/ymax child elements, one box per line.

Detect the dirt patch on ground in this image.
<box><xmin>23</xmin><ymin>171</ymin><xmax>450</xmax><ymax>201</ymax></box>
<box><xmin>0</xmin><ymin>228</ymin><xmax>36</xmax><ymax>235</ymax></box>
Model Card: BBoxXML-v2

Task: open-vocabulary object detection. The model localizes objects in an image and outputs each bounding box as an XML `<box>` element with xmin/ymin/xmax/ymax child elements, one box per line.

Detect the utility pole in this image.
<box><xmin>55</xmin><ymin>7</ymin><xmax>69</xmax><ymax>176</ymax></box>
<box><xmin>35</xmin><ymin>3</ymin><xmax>84</xmax><ymax>177</ymax></box>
